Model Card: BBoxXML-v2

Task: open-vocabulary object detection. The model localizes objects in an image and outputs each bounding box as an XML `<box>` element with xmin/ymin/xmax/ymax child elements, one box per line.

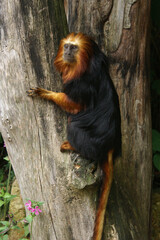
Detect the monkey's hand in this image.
<box><xmin>26</xmin><ymin>87</ymin><xmax>48</xmax><ymax>97</ymax></box>
<box><xmin>27</xmin><ymin>88</ymin><xmax>83</xmax><ymax>114</ymax></box>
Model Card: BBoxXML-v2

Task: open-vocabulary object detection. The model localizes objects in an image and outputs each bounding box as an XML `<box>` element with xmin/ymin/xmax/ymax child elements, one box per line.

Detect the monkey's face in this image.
<box><xmin>63</xmin><ymin>43</ymin><xmax>79</xmax><ymax>63</ymax></box>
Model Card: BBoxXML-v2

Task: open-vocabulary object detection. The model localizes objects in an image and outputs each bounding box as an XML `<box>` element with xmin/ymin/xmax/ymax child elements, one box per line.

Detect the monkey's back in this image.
<box><xmin>63</xmin><ymin>44</ymin><xmax>121</xmax><ymax>162</ymax></box>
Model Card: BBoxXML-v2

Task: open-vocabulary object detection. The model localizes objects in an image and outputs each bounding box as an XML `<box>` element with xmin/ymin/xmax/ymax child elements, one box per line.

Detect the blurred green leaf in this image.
<box><xmin>3</xmin><ymin>193</ymin><xmax>17</xmax><ymax>203</ymax></box>
<box><xmin>0</xmin><ymin>234</ymin><xmax>9</xmax><ymax>239</ymax></box>
<box><xmin>0</xmin><ymin>200</ymin><xmax>4</xmax><ymax>207</ymax></box>
<box><xmin>0</xmin><ymin>222</ymin><xmax>10</xmax><ymax>227</ymax></box>
<box><xmin>19</xmin><ymin>239</ymin><xmax>29</xmax><ymax>240</ymax></box>
<box><xmin>0</xmin><ymin>189</ymin><xmax>4</xmax><ymax>197</ymax></box>
<box><xmin>3</xmin><ymin>157</ymin><xmax>9</xmax><ymax>162</ymax></box>
<box><xmin>2</xmin><ymin>235</ymin><xmax>8</xmax><ymax>240</ymax></box>
<box><xmin>3</xmin><ymin>193</ymin><xmax>11</xmax><ymax>199</ymax></box>
<box><xmin>152</xmin><ymin>129</ymin><xmax>160</xmax><ymax>153</ymax></box>
<box><xmin>25</xmin><ymin>215</ymin><xmax>33</xmax><ymax>224</ymax></box>
<box><xmin>24</xmin><ymin>224</ymin><xmax>30</xmax><ymax>237</ymax></box>
<box><xmin>0</xmin><ymin>235</ymin><xmax>9</xmax><ymax>240</ymax></box>
<box><xmin>0</xmin><ymin>226</ymin><xmax>7</xmax><ymax>232</ymax></box>
<box><xmin>153</xmin><ymin>153</ymin><xmax>160</xmax><ymax>171</ymax></box>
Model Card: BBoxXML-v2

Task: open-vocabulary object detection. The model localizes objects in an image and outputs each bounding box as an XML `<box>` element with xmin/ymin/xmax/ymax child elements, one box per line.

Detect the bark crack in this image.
<box><xmin>47</xmin><ymin>201</ymin><xmax>58</xmax><ymax>240</ymax></box>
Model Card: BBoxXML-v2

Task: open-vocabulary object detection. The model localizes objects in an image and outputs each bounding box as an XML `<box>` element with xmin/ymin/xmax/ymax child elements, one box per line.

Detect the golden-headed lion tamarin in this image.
<box><xmin>27</xmin><ymin>32</ymin><xmax>121</xmax><ymax>240</ymax></box>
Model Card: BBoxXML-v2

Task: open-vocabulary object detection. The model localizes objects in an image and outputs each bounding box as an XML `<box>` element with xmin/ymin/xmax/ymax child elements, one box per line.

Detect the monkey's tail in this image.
<box><xmin>93</xmin><ymin>150</ymin><xmax>113</xmax><ymax>240</ymax></box>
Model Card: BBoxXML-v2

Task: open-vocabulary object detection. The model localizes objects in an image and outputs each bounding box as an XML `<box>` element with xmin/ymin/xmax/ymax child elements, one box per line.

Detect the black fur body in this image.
<box><xmin>63</xmin><ymin>41</ymin><xmax>121</xmax><ymax>162</ymax></box>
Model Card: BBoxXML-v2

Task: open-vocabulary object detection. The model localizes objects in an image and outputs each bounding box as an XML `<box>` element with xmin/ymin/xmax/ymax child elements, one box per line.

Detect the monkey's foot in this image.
<box><xmin>60</xmin><ymin>141</ymin><xmax>75</xmax><ymax>152</ymax></box>
<box><xmin>26</xmin><ymin>87</ymin><xmax>48</xmax><ymax>97</ymax></box>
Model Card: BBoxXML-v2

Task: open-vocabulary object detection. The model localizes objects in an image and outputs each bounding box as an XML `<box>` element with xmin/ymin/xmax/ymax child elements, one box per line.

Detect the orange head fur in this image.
<box><xmin>54</xmin><ymin>33</ymin><xmax>93</xmax><ymax>83</ymax></box>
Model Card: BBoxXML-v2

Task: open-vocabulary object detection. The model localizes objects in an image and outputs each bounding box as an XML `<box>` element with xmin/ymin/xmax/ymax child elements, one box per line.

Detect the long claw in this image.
<box><xmin>26</xmin><ymin>87</ymin><xmax>37</xmax><ymax>97</ymax></box>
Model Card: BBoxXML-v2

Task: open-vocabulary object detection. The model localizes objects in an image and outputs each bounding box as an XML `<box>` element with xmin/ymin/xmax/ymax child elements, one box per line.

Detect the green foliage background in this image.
<box><xmin>151</xmin><ymin>0</ymin><xmax>160</xmax><ymax>183</ymax></box>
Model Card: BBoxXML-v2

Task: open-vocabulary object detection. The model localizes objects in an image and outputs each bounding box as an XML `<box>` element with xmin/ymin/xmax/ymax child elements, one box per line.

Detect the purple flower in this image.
<box><xmin>3</xmin><ymin>143</ymin><xmax>6</xmax><ymax>147</ymax></box>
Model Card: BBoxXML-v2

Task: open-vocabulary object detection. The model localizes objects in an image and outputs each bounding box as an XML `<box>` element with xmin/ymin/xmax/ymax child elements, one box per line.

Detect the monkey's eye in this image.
<box><xmin>71</xmin><ymin>45</ymin><xmax>78</xmax><ymax>50</ymax></box>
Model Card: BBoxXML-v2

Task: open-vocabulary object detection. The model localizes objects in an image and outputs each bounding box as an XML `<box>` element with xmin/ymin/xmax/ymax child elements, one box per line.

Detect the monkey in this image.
<box><xmin>27</xmin><ymin>32</ymin><xmax>121</xmax><ymax>240</ymax></box>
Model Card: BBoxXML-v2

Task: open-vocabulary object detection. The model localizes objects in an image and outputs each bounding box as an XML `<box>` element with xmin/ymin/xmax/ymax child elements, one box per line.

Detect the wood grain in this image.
<box><xmin>0</xmin><ymin>1</ymin><xmax>98</xmax><ymax>239</ymax></box>
<box><xmin>66</xmin><ymin>0</ymin><xmax>152</xmax><ymax>239</ymax></box>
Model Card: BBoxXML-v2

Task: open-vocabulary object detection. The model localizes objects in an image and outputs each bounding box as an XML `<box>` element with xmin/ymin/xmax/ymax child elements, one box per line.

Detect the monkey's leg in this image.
<box><xmin>60</xmin><ymin>141</ymin><xmax>75</xmax><ymax>152</ymax></box>
<box><xmin>27</xmin><ymin>87</ymin><xmax>83</xmax><ymax>114</ymax></box>
<box><xmin>93</xmin><ymin>149</ymin><xmax>113</xmax><ymax>240</ymax></box>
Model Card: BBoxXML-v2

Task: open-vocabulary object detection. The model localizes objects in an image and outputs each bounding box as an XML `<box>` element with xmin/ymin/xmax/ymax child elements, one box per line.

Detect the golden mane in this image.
<box><xmin>54</xmin><ymin>33</ymin><xmax>93</xmax><ymax>83</ymax></box>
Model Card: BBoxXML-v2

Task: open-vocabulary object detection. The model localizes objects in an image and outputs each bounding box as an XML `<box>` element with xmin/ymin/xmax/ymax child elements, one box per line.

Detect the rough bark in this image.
<box><xmin>0</xmin><ymin>1</ymin><xmax>99</xmax><ymax>240</ymax></box>
<box><xmin>66</xmin><ymin>0</ymin><xmax>152</xmax><ymax>239</ymax></box>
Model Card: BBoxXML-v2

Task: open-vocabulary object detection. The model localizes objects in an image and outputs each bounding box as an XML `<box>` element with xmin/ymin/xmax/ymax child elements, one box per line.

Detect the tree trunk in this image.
<box><xmin>65</xmin><ymin>0</ymin><xmax>152</xmax><ymax>239</ymax></box>
<box><xmin>0</xmin><ymin>0</ymin><xmax>152</xmax><ymax>240</ymax></box>
<box><xmin>0</xmin><ymin>1</ymin><xmax>98</xmax><ymax>240</ymax></box>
